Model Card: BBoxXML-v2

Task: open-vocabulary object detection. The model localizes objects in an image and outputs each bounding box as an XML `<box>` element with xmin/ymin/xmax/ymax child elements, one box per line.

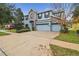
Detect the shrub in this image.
<box><xmin>15</xmin><ymin>23</ymin><xmax>23</xmax><ymax>30</ymax></box>
<box><xmin>15</xmin><ymin>23</ymin><xmax>30</xmax><ymax>33</ymax></box>
<box><xmin>16</xmin><ymin>29</ymin><xmax>30</xmax><ymax>33</ymax></box>
<box><xmin>60</xmin><ymin>27</ymin><xmax>69</xmax><ymax>33</ymax></box>
<box><xmin>76</xmin><ymin>30</ymin><xmax>79</xmax><ymax>35</ymax></box>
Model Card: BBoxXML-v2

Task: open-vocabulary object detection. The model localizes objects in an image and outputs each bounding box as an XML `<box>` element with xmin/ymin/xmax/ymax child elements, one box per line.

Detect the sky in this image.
<box><xmin>15</xmin><ymin>3</ymin><xmax>52</xmax><ymax>15</ymax></box>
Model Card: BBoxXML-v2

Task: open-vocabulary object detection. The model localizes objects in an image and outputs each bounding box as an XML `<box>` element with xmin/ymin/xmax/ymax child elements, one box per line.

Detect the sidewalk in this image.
<box><xmin>50</xmin><ymin>39</ymin><xmax>79</xmax><ymax>51</ymax></box>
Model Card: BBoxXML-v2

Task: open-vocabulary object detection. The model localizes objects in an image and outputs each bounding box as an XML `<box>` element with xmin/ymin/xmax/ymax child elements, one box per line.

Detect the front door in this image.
<box><xmin>30</xmin><ymin>21</ymin><xmax>35</xmax><ymax>31</ymax></box>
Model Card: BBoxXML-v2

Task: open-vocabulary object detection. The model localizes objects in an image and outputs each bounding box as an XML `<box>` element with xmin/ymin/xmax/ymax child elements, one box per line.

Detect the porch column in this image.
<box><xmin>34</xmin><ymin>20</ymin><xmax>36</xmax><ymax>31</ymax></box>
<box><xmin>49</xmin><ymin>21</ymin><xmax>52</xmax><ymax>32</ymax></box>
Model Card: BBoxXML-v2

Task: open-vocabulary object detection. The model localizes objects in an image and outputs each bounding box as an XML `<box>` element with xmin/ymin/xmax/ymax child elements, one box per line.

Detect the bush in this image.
<box><xmin>15</xmin><ymin>23</ymin><xmax>30</xmax><ymax>33</ymax></box>
<box><xmin>60</xmin><ymin>28</ymin><xmax>69</xmax><ymax>33</ymax></box>
<box><xmin>16</xmin><ymin>29</ymin><xmax>30</xmax><ymax>33</ymax></box>
<box><xmin>76</xmin><ymin>30</ymin><xmax>79</xmax><ymax>35</ymax></box>
<box><xmin>15</xmin><ymin>23</ymin><xmax>23</xmax><ymax>30</ymax></box>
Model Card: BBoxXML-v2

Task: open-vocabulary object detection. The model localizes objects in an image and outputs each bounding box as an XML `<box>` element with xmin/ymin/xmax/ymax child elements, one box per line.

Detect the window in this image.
<box><xmin>22</xmin><ymin>23</ymin><xmax>24</xmax><ymax>25</ymax></box>
<box><xmin>55</xmin><ymin>14</ymin><xmax>58</xmax><ymax>16</ymax></box>
<box><xmin>26</xmin><ymin>15</ymin><xmax>28</xmax><ymax>20</ymax></box>
<box><xmin>58</xmin><ymin>13</ymin><xmax>61</xmax><ymax>17</ymax></box>
<box><xmin>22</xmin><ymin>17</ymin><xmax>24</xmax><ymax>20</ymax></box>
<box><xmin>25</xmin><ymin>24</ymin><xmax>28</xmax><ymax>28</ymax></box>
<box><xmin>52</xmin><ymin>12</ymin><xmax>55</xmax><ymax>16</ymax></box>
<box><xmin>44</xmin><ymin>12</ymin><xmax>50</xmax><ymax>18</ymax></box>
<box><xmin>26</xmin><ymin>17</ymin><xmax>28</xmax><ymax>20</ymax></box>
<box><xmin>38</xmin><ymin>13</ymin><xmax>42</xmax><ymax>19</ymax></box>
<box><xmin>30</xmin><ymin>13</ymin><xmax>34</xmax><ymax>19</ymax></box>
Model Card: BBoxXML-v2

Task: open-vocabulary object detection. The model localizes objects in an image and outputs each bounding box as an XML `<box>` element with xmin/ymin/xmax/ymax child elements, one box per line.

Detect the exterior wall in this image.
<box><xmin>28</xmin><ymin>9</ymin><xmax>37</xmax><ymax>21</ymax></box>
<box><xmin>22</xmin><ymin>16</ymin><xmax>32</xmax><ymax>30</ymax></box>
<box><xmin>37</xmin><ymin>11</ymin><xmax>52</xmax><ymax>20</ymax></box>
<box><xmin>28</xmin><ymin>9</ymin><xmax>37</xmax><ymax>30</ymax></box>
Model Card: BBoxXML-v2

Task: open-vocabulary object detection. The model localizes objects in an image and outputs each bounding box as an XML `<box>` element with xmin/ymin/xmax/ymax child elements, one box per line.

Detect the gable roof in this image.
<box><xmin>24</xmin><ymin>9</ymin><xmax>64</xmax><ymax>16</ymax></box>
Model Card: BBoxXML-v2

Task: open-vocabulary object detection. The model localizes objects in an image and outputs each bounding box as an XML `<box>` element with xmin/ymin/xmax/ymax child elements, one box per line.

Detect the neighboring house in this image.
<box><xmin>22</xmin><ymin>9</ymin><xmax>65</xmax><ymax>32</ymax></box>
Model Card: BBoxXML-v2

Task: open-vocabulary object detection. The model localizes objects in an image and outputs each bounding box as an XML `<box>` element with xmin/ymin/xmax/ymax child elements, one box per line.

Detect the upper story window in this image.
<box><xmin>52</xmin><ymin>13</ymin><xmax>55</xmax><ymax>16</ymax></box>
<box><xmin>44</xmin><ymin>12</ymin><xmax>50</xmax><ymax>18</ymax></box>
<box><xmin>22</xmin><ymin>17</ymin><xmax>24</xmax><ymax>21</ymax></box>
<box><xmin>25</xmin><ymin>15</ymin><xmax>28</xmax><ymax>20</ymax></box>
<box><xmin>38</xmin><ymin>13</ymin><xmax>42</xmax><ymax>19</ymax></box>
<box><xmin>52</xmin><ymin>12</ymin><xmax>53</xmax><ymax>15</ymax></box>
<box><xmin>53</xmin><ymin>12</ymin><xmax>61</xmax><ymax>17</ymax></box>
<box><xmin>57</xmin><ymin>13</ymin><xmax>61</xmax><ymax>17</ymax></box>
<box><xmin>30</xmin><ymin>13</ymin><xmax>35</xmax><ymax>19</ymax></box>
<box><xmin>55</xmin><ymin>13</ymin><xmax>60</xmax><ymax>17</ymax></box>
<box><xmin>55</xmin><ymin>14</ymin><xmax>58</xmax><ymax>16</ymax></box>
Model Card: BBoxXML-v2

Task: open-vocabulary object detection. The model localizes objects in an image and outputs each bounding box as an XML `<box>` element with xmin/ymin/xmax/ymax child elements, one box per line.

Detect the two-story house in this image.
<box><xmin>22</xmin><ymin>9</ymin><xmax>65</xmax><ymax>32</ymax></box>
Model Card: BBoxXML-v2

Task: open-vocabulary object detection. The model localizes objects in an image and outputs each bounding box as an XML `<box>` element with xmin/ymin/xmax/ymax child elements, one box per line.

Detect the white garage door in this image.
<box><xmin>52</xmin><ymin>24</ymin><xmax>61</xmax><ymax>32</ymax></box>
<box><xmin>36</xmin><ymin>24</ymin><xmax>50</xmax><ymax>31</ymax></box>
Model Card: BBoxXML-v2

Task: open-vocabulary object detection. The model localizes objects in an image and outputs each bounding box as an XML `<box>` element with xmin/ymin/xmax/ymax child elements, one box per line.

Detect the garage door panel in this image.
<box><xmin>52</xmin><ymin>24</ymin><xmax>61</xmax><ymax>32</ymax></box>
<box><xmin>36</xmin><ymin>24</ymin><xmax>50</xmax><ymax>31</ymax></box>
<box><xmin>36</xmin><ymin>24</ymin><xmax>61</xmax><ymax>32</ymax></box>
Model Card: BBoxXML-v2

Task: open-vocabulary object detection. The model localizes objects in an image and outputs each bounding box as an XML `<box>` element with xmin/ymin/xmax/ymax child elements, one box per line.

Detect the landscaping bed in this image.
<box><xmin>55</xmin><ymin>31</ymin><xmax>79</xmax><ymax>44</ymax></box>
<box><xmin>0</xmin><ymin>32</ymin><xmax>9</xmax><ymax>36</ymax></box>
<box><xmin>7</xmin><ymin>29</ymin><xmax>16</xmax><ymax>33</ymax></box>
<box><xmin>6</xmin><ymin>28</ymin><xmax>30</xmax><ymax>33</ymax></box>
<box><xmin>50</xmin><ymin>44</ymin><xmax>79</xmax><ymax>56</ymax></box>
<box><xmin>16</xmin><ymin>29</ymin><xmax>30</xmax><ymax>33</ymax></box>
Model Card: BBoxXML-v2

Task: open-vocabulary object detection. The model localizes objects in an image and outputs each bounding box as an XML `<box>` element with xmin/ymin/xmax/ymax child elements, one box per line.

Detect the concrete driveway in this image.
<box><xmin>0</xmin><ymin>31</ymin><xmax>59</xmax><ymax>56</ymax></box>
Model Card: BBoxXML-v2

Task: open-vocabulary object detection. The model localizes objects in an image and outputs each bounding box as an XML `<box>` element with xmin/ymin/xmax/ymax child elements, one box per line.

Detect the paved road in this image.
<box><xmin>0</xmin><ymin>31</ymin><xmax>59</xmax><ymax>56</ymax></box>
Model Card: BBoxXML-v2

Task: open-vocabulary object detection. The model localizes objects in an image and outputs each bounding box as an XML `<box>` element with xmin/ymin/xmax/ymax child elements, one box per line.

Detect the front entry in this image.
<box><xmin>30</xmin><ymin>21</ymin><xmax>35</xmax><ymax>31</ymax></box>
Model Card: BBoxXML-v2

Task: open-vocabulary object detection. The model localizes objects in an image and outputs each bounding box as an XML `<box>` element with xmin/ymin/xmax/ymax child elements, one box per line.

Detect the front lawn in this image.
<box><xmin>55</xmin><ymin>31</ymin><xmax>79</xmax><ymax>44</ymax></box>
<box><xmin>0</xmin><ymin>32</ymin><xmax>9</xmax><ymax>36</ymax></box>
<box><xmin>6</xmin><ymin>29</ymin><xmax>30</xmax><ymax>33</ymax></box>
<box><xmin>7</xmin><ymin>29</ymin><xmax>16</xmax><ymax>33</ymax></box>
<box><xmin>50</xmin><ymin>44</ymin><xmax>79</xmax><ymax>56</ymax></box>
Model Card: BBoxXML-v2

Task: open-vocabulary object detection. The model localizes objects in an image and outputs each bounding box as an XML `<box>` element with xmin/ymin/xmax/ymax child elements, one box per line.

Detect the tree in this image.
<box><xmin>72</xmin><ymin>4</ymin><xmax>79</xmax><ymax>23</ymax></box>
<box><xmin>73</xmin><ymin>5</ymin><xmax>79</xmax><ymax>17</ymax></box>
<box><xmin>51</xmin><ymin>3</ymin><xmax>73</xmax><ymax>20</ymax></box>
<box><xmin>0</xmin><ymin>3</ymin><xmax>16</xmax><ymax>28</ymax></box>
<box><xmin>15</xmin><ymin>8</ymin><xmax>24</xmax><ymax>24</ymax></box>
<box><xmin>71</xmin><ymin>4</ymin><xmax>79</xmax><ymax>31</ymax></box>
<box><xmin>50</xmin><ymin>3</ymin><xmax>74</xmax><ymax>32</ymax></box>
<box><xmin>0</xmin><ymin>4</ymin><xmax>7</xmax><ymax>25</ymax></box>
<box><xmin>14</xmin><ymin>8</ymin><xmax>24</xmax><ymax>30</ymax></box>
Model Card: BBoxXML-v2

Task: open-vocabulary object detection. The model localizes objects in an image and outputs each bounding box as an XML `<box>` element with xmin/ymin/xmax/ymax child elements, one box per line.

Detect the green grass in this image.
<box><xmin>50</xmin><ymin>44</ymin><xmax>79</xmax><ymax>56</ymax></box>
<box><xmin>55</xmin><ymin>31</ymin><xmax>79</xmax><ymax>44</ymax></box>
<box><xmin>0</xmin><ymin>32</ymin><xmax>9</xmax><ymax>36</ymax></box>
<box><xmin>7</xmin><ymin>29</ymin><xmax>16</xmax><ymax>33</ymax></box>
<box><xmin>7</xmin><ymin>29</ymin><xmax>30</xmax><ymax>33</ymax></box>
